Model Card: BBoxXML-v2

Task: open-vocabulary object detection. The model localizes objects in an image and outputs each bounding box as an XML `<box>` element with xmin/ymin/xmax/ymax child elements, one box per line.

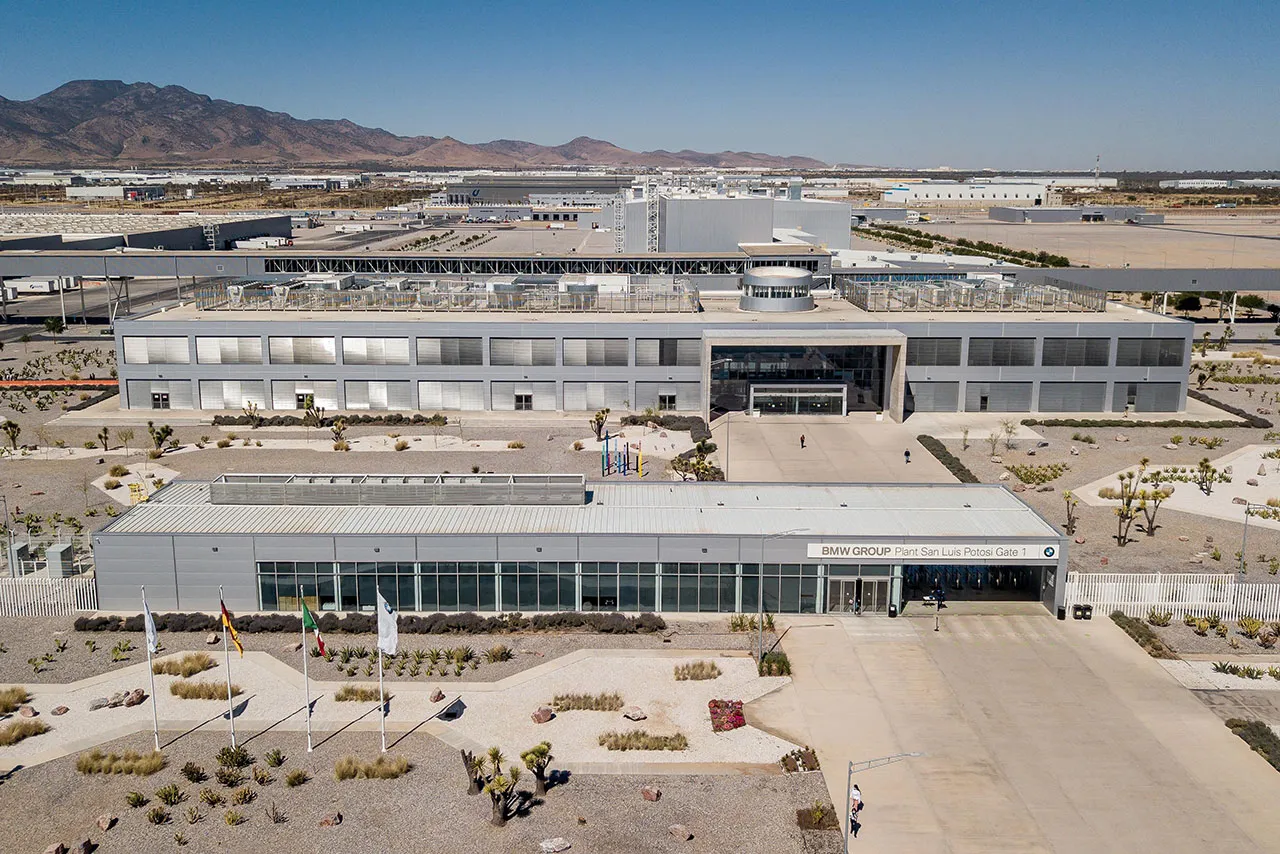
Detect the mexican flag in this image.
<box><xmin>301</xmin><ymin>600</ymin><xmax>326</xmax><ymax>656</ymax></box>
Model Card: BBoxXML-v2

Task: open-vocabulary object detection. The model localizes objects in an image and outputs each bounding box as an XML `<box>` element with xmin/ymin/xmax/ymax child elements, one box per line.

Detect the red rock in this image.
<box><xmin>641</xmin><ymin>785</ymin><xmax>661</xmax><ymax>802</ymax></box>
<box><xmin>429</xmin><ymin>689</ymin><xmax>445</xmax><ymax>703</ymax></box>
<box><xmin>319</xmin><ymin>811</ymin><xmax>342</xmax><ymax>827</ymax></box>
<box><xmin>51</xmin><ymin>706</ymin><xmax>69</xmax><ymax>716</ymax></box>
<box><xmin>531</xmin><ymin>706</ymin><xmax>554</xmax><ymax>724</ymax></box>
<box><xmin>669</xmin><ymin>824</ymin><xmax>693</xmax><ymax>840</ymax></box>
<box><xmin>18</xmin><ymin>705</ymin><xmax>35</xmax><ymax>718</ymax></box>
<box><xmin>123</xmin><ymin>688</ymin><xmax>146</xmax><ymax>708</ymax></box>
<box><xmin>43</xmin><ymin>844</ymin><xmax>67</xmax><ymax>854</ymax></box>
<box><xmin>96</xmin><ymin>814</ymin><xmax>116</xmax><ymax>832</ymax></box>
<box><xmin>1100</xmin><ymin>557</ymin><xmax>1109</xmax><ymax>566</ymax></box>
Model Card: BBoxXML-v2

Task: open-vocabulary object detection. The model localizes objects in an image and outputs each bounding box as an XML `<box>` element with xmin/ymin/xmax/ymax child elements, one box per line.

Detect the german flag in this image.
<box><xmin>220</xmin><ymin>599</ymin><xmax>244</xmax><ymax>657</ymax></box>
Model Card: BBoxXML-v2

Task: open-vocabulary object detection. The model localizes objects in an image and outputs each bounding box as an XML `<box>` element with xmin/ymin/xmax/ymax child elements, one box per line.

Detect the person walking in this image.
<box><xmin>800</xmin><ymin>434</ymin><xmax>806</xmax><ymax>449</ymax></box>
<box><xmin>904</xmin><ymin>448</ymin><xmax>911</xmax><ymax>464</ymax></box>
<box><xmin>849</xmin><ymin>784</ymin><xmax>864</xmax><ymax>838</ymax></box>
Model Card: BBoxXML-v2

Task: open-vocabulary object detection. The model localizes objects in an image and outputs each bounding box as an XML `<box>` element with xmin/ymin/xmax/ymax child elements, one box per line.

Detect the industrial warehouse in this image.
<box><xmin>111</xmin><ymin>264</ymin><xmax>1192</xmax><ymax>418</ymax></box>
<box><xmin>89</xmin><ymin>475</ymin><xmax>1069</xmax><ymax>615</ymax></box>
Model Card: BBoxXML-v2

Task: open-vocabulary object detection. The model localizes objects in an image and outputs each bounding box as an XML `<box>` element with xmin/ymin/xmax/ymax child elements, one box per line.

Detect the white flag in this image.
<box><xmin>142</xmin><ymin>590</ymin><xmax>159</xmax><ymax>655</ymax></box>
<box><xmin>376</xmin><ymin>591</ymin><xmax>398</xmax><ymax>656</ymax></box>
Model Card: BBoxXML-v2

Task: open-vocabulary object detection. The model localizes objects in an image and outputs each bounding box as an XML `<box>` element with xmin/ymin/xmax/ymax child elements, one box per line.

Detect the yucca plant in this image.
<box><xmin>185</xmin><ymin>806</ymin><xmax>203</xmax><ymax>825</ymax></box>
<box><xmin>223</xmin><ymin>809</ymin><xmax>245</xmax><ymax>826</ymax></box>
<box><xmin>1145</xmin><ymin>609</ymin><xmax>1172</xmax><ymax>627</ymax></box>
<box><xmin>217</xmin><ymin>745</ymin><xmax>254</xmax><ymax>768</ymax></box>
<box><xmin>1238</xmin><ymin>616</ymin><xmax>1265</xmax><ymax>639</ymax></box>
<box><xmin>146</xmin><ymin>806</ymin><xmax>171</xmax><ymax>825</ymax></box>
<box><xmin>155</xmin><ymin>783</ymin><xmax>186</xmax><ymax>806</ymax></box>
<box><xmin>230</xmin><ymin>785</ymin><xmax>256</xmax><ymax>805</ymax></box>
<box><xmin>199</xmin><ymin>788</ymin><xmax>223</xmax><ymax>807</ymax></box>
<box><xmin>251</xmin><ymin>765</ymin><xmax>273</xmax><ymax>786</ymax></box>
<box><xmin>125</xmin><ymin>791</ymin><xmax>148</xmax><ymax>809</ymax></box>
<box><xmin>263</xmin><ymin>748</ymin><xmax>285</xmax><ymax>768</ymax></box>
<box><xmin>180</xmin><ymin>762</ymin><xmax>206</xmax><ymax>783</ymax></box>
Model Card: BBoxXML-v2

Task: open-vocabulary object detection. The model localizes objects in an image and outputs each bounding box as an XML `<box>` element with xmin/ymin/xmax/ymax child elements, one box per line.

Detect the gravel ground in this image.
<box><xmin>1157</xmin><ymin>658</ymin><xmax>1280</xmax><ymax>690</ymax></box>
<box><xmin>450</xmin><ymin>655</ymin><xmax>795</xmax><ymax>766</ymax></box>
<box><xmin>0</xmin><ymin>730</ymin><xmax>841</xmax><ymax>854</ymax></box>
<box><xmin>1151</xmin><ymin>620</ymin><xmax>1280</xmax><ymax>656</ymax></box>
<box><xmin>0</xmin><ymin>616</ymin><xmax>771</xmax><ymax>685</ymax></box>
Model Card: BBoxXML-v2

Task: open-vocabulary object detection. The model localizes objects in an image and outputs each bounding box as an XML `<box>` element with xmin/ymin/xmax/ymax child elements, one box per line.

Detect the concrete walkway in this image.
<box><xmin>773</xmin><ymin>613</ymin><xmax>1280</xmax><ymax>853</ymax></box>
<box><xmin>710</xmin><ymin>414</ymin><xmax>956</xmax><ymax>484</ymax></box>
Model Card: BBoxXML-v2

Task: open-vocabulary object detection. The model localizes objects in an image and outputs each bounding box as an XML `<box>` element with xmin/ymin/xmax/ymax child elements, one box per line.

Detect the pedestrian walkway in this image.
<box><xmin>771</xmin><ymin>613</ymin><xmax>1280</xmax><ymax>853</ymax></box>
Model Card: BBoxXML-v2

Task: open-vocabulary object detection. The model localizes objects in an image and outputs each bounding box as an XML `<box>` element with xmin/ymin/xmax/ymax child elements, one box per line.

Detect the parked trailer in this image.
<box><xmin>5</xmin><ymin>275</ymin><xmax>81</xmax><ymax>294</ymax></box>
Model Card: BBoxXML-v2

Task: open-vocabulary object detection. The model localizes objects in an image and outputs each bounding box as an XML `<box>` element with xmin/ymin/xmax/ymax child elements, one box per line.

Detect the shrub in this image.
<box><xmin>76</xmin><ymin>749</ymin><xmax>165</xmax><ymax>776</ymax></box>
<box><xmin>484</xmin><ymin>644</ymin><xmax>514</xmax><ymax>663</ymax></box>
<box><xmin>597</xmin><ymin>730</ymin><xmax>689</xmax><ymax>751</ymax></box>
<box><xmin>796</xmin><ymin>800</ymin><xmax>840</xmax><ymax>831</ymax></box>
<box><xmin>125</xmin><ymin>791</ymin><xmax>148</xmax><ymax>808</ymax></box>
<box><xmin>215</xmin><ymin>768</ymin><xmax>245</xmax><ymax>788</ymax></box>
<box><xmin>171</xmin><ymin>680</ymin><xmax>241</xmax><ymax>700</ymax></box>
<box><xmin>199</xmin><ymin>788</ymin><xmax>223</xmax><ymax>807</ymax></box>
<box><xmin>674</xmin><ymin>661</ymin><xmax>721</xmax><ymax>681</ymax></box>
<box><xmin>185</xmin><ymin>806</ymin><xmax>202</xmax><ymax>825</ymax></box>
<box><xmin>1005</xmin><ymin>463</ymin><xmax>1069</xmax><ymax>485</ymax></box>
<box><xmin>216</xmin><ymin>439</ymin><xmax>232</xmax><ymax>448</ymax></box>
<box><xmin>334</xmin><ymin>755</ymin><xmax>412</xmax><ymax>780</ymax></box>
<box><xmin>1225</xmin><ymin>718</ymin><xmax>1280</xmax><ymax>771</ymax></box>
<box><xmin>284</xmin><ymin>769</ymin><xmax>310</xmax><ymax>788</ymax></box>
<box><xmin>709</xmin><ymin>699</ymin><xmax>746</xmax><ymax>732</ymax></box>
<box><xmin>552</xmin><ymin>692</ymin><xmax>624</xmax><ymax>712</ymax></box>
<box><xmin>147</xmin><ymin>806</ymin><xmax>171</xmax><ymax>825</ymax></box>
<box><xmin>1109</xmin><ymin>611</ymin><xmax>1179</xmax><ymax>659</ymax></box>
<box><xmin>108</xmin><ymin>464</ymin><xmax>130</xmax><ymax>477</ymax></box>
<box><xmin>394</xmin><ymin>439</ymin><xmax>409</xmax><ymax>451</ymax></box>
<box><xmin>263</xmin><ymin>748</ymin><xmax>285</xmax><ymax>768</ymax></box>
<box><xmin>180</xmin><ymin>762</ymin><xmax>206</xmax><ymax>783</ymax></box>
<box><xmin>0</xmin><ymin>717</ymin><xmax>48</xmax><ymax>746</ymax></box>
<box><xmin>1239</xmin><ymin>616</ymin><xmax>1265</xmax><ymax>639</ymax></box>
<box><xmin>252</xmin><ymin>765</ymin><xmax>273</xmax><ymax>786</ymax></box>
<box><xmin>333</xmin><ymin>685</ymin><xmax>383</xmax><ymax>702</ymax></box>
<box><xmin>1146</xmin><ymin>609</ymin><xmax>1172</xmax><ymax>627</ymax></box>
<box><xmin>223</xmin><ymin>809</ymin><xmax>245</xmax><ymax>826</ymax></box>
<box><xmin>572</xmin><ymin>441</ymin><xmax>584</xmax><ymax>451</ymax></box>
<box><xmin>155</xmin><ymin>783</ymin><xmax>186</xmax><ymax>806</ymax></box>
<box><xmin>103</xmin><ymin>478</ymin><xmax>121</xmax><ymax>490</ymax></box>
<box><xmin>506</xmin><ymin>440</ymin><xmax>525</xmax><ymax>449</ymax></box>
<box><xmin>230</xmin><ymin>786</ymin><xmax>256</xmax><ymax>805</ymax></box>
<box><xmin>915</xmin><ymin>435</ymin><xmax>979</xmax><ymax>483</ymax></box>
<box><xmin>217</xmin><ymin>745</ymin><xmax>254</xmax><ymax>768</ymax></box>
<box><xmin>332</xmin><ymin>440</ymin><xmax>350</xmax><ymax>452</ymax></box>
<box><xmin>265</xmin><ymin>801</ymin><xmax>288</xmax><ymax>824</ymax></box>
<box><xmin>0</xmin><ymin>686</ymin><xmax>31</xmax><ymax>714</ymax></box>
<box><xmin>153</xmin><ymin>652</ymin><xmax>216</xmax><ymax>678</ymax></box>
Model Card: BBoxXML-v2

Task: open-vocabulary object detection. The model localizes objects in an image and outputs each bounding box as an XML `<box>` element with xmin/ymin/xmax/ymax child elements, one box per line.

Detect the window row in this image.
<box><xmin>123</xmin><ymin>336</ymin><xmax>703</xmax><ymax>367</ymax></box>
<box><xmin>907</xmin><ymin>336</ymin><xmax>1186</xmax><ymax>368</ymax></box>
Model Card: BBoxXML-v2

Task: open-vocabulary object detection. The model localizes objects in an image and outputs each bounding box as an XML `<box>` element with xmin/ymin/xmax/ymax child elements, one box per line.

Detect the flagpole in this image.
<box><xmin>302</xmin><ymin>609</ymin><xmax>313</xmax><ymax>752</ymax></box>
<box><xmin>220</xmin><ymin>585</ymin><xmax>236</xmax><ymax>749</ymax></box>
<box><xmin>142</xmin><ymin>586</ymin><xmax>160</xmax><ymax>752</ymax></box>
<box><xmin>378</xmin><ymin>647</ymin><xmax>386</xmax><ymax>753</ymax></box>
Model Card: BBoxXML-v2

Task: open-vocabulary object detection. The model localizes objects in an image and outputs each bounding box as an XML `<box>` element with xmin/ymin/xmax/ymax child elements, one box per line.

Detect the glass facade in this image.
<box><xmin>709</xmin><ymin>345</ymin><xmax>885</xmax><ymax>415</ymax></box>
<box><xmin>903</xmin><ymin>565</ymin><xmax>1042</xmax><ymax>601</ymax></box>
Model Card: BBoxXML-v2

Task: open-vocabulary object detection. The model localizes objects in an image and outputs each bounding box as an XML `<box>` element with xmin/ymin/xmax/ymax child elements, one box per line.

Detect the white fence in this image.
<box><xmin>0</xmin><ymin>575</ymin><xmax>98</xmax><ymax>617</ymax></box>
<box><xmin>1066</xmin><ymin>572</ymin><xmax>1280</xmax><ymax>621</ymax></box>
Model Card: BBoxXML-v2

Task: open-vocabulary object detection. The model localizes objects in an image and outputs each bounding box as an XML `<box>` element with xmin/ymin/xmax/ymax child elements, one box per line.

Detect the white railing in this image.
<box><xmin>1066</xmin><ymin>572</ymin><xmax>1280</xmax><ymax>621</ymax></box>
<box><xmin>0</xmin><ymin>575</ymin><xmax>98</xmax><ymax>617</ymax></box>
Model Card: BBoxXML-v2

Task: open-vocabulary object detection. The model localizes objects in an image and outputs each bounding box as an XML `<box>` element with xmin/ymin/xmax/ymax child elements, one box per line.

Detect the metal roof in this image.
<box><xmin>98</xmin><ymin>480</ymin><xmax>1060</xmax><ymax>541</ymax></box>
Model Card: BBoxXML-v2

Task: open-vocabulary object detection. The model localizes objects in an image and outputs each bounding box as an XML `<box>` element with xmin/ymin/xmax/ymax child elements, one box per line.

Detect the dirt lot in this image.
<box><xmin>0</xmin><ymin>730</ymin><xmax>840</xmax><ymax>854</ymax></box>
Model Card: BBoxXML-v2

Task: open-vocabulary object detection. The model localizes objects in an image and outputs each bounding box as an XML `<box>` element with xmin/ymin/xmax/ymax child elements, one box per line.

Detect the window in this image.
<box><xmin>195</xmin><ymin>337</ymin><xmax>262</xmax><ymax>364</ymax></box>
<box><xmin>562</xmin><ymin>338</ymin><xmax>629</xmax><ymax>366</ymax></box>
<box><xmin>635</xmin><ymin>339</ymin><xmax>700</xmax><ymax>367</ymax></box>
<box><xmin>151</xmin><ymin>392</ymin><xmax>169</xmax><ymax>409</ymax></box>
<box><xmin>417</xmin><ymin>337</ymin><xmax>483</xmax><ymax>365</ymax></box>
<box><xmin>489</xmin><ymin>338</ymin><xmax>555</xmax><ymax>366</ymax></box>
<box><xmin>1115</xmin><ymin>338</ymin><xmax>1186</xmax><ymax>367</ymax></box>
<box><xmin>268</xmin><ymin>337</ymin><xmax>336</xmax><ymax>364</ymax></box>
<box><xmin>492</xmin><ymin>382</ymin><xmax>555</xmax><ymax>411</ymax></box>
<box><xmin>514</xmin><ymin>394</ymin><xmax>533</xmax><ymax>411</ymax></box>
<box><xmin>906</xmin><ymin>338</ymin><xmax>961</xmax><ymax>366</ymax></box>
<box><xmin>342</xmin><ymin>337</ymin><xmax>409</xmax><ymax>365</ymax></box>
<box><xmin>658</xmin><ymin>394</ymin><xmax>677</xmax><ymax>410</ymax></box>
<box><xmin>123</xmin><ymin>337</ymin><xmax>189</xmax><ymax>364</ymax></box>
<box><xmin>1041</xmin><ymin>338</ymin><xmax>1110</xmax><ymax>367</ymax></box>
<box><xmin>967</xmin><ymin>338</ymin><xmax>1035</xmax><ymax>367</ymax></box>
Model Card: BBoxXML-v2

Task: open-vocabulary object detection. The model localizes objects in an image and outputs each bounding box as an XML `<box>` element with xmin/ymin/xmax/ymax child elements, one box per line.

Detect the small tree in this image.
<box><xmin>425</xmin><ymin>413</ymin><xmax>448</xmax><ymax>448</ymax></box>
<box><xmin>1192</xmin><ymin>457</ymin><xmax>1229</xmax><ymax>496</ymax></box>
<box><xmin>1198</xmin><ymin>331</ymin><xmax>1212</xmax><ymax>356</ymax></box>
<box><xmin>985</xmin><ymin>431</ymin><xmax>1001</xmax><ymax>457</ymax></box>
<box><xmin>242</xmin><ymin>401</ymin><xmax>263</xmax><ymax>429</ymax></box>
<box><xmin>1000</xmin><ymin>419</ymin><xmax>1018</xmax><ymax>451</ymax></box>
<box><xmin>118</xmin><ymin>427</ymin><xmax>135</xmax><ymax>458</ymax></box>
<box><xmin>590</xmin><ymin>408</ymin><xmax>611</xmax><ymax>442</ymax></box>
<box><xmin>1136</xmin><ymin>484</ymin><xmax>1174</xmax><ymax>536</ymax></box>
<box><xmin>960</xmin><ymin>427</ymin><xmax>970</xmax><ymax>451</ymax></box>
<box><xmin>1175</xmin><ymin>294</ymin><xmax>1201</xmax><ymax>316</ymax></box>
<box><xmin>1239</xmin><ymin>294</ymin><xmax>1267</xmax><ymax>319</ymax></box>
<box><xmin>1098</xmin><ymin>470</ymin><xmax>1140</xmax><ymax>547</ymax></box>
<box><xmin>520</xmin><ymin>741</ymin><xmax>553</xmax><ymax>797</ymax></box>
<box><xmin>147</xmin><ymin>421</ymin><xmax>173</xmax><ymax>455</ymax></box>
<box><xmin>97</xmin><ymin>426</ymin><xmax>110</xmax><ymax>451</ymax></box>
<box><xmin>329</xmin><ymin>418</ymin><xmax>347</xmax><ymax>444</ymax></box>
<box><xmin>1062</xmin><ymin>490</ymin><xmax>1078</xmax><ymax>536</ymax></box>
<box><xmin>1</xmin><ymin>420</ymin><xmax>20</xmax><ymax>451</ymax></box>
<box><xmin>476</xmin><ymin>746</ymin><xmax>522</xmax><ymax>827</ymax></box>
<box><xmin>43</xmin><ymin>317</ymin><xmax>65</xmax><ymax>336</ymax></box>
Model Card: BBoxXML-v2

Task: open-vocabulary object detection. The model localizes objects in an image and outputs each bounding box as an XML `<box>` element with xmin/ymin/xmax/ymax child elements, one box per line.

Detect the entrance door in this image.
<box><xmin>825</xmin><ymin>578</ymin><xmax>889</xmax><ymax>614</ymax></box>
<box><xmin>151</xmin><ymin>392</ymin><xmax>170</xmax><ymax>410</ymax></box>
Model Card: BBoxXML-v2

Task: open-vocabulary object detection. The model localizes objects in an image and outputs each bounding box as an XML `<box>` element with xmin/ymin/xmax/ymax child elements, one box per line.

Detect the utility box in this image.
<box><xmin>46</xmin><ymin>543</ymin><xmax>73</xmax><ymax>578</ymax></box>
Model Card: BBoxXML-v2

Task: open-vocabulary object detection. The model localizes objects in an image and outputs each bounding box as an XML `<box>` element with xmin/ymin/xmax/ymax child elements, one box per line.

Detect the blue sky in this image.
<box><xmin>1</xmin><ymin>0</ymin><xmax>1276</xmax><ymax>169</ymax></box>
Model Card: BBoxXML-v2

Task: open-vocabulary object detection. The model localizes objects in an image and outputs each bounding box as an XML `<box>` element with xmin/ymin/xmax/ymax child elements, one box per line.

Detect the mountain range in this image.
<box><xmin>0</xmin><ymin>81</ymin><xmax>827</xmax><ymax>170</ymax></box>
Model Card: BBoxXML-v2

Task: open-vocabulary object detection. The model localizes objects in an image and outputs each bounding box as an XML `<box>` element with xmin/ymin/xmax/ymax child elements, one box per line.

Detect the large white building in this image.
<box><xmin>619</xmin><ymin>195</ymin><xmax>853</xmax><ymax>253</ymax></box>
<box><xmin>882</xmin><ymin>182</ymin><xmax>1048</xmax><ymax>207</ymax></box>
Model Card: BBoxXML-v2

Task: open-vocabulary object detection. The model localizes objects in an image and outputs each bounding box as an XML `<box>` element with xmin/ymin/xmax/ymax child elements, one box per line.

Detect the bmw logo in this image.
<box><xmin>1043</xmin><ymin>546</ymin><xmax>1057</xmax><ymax>558</ymax></box>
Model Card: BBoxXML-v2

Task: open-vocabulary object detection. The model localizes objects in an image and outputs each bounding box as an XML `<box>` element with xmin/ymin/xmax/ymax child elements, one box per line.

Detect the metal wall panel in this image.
<box><xmin>967</xmin><ymin>338</ymin><xmax>1036</xmax><ymax>367</ymax></box>
<box><xmin>1037</xmin><ymin>382</ymin><xmax>1106</xmax><ymax>412</ymax></box>
<box><xmin>271</xmin><ymin>381</ymin><xmax>338</xmax><ymax>410</ymax></box>
<box><xmin>491</xmin><ymin>381</ymin><xmax>556</xmax><ymax>410</ymax></box>
<box><xmin>1115</xmin><ymin>338</ymin><xmax>1186</xmax><ymax>367</ymax></box>
<box><xmin>416</xmin><ymin>338</ymin><xmax>483</xmax><ymax>365</ymax></box>
<box><xmin>490</xmin><ymin>338</ymin><xmax>555</xmax><ymax>366</ymax></box>
<box><xmin>345</xmin><ymin>381</ymin><xmax>412</xmax><ymax>410</ymax></box>
<box><xmin>173</xmin><ymin>536</ymin><xmax>257</xmax><ymax>612</ymax></box>
<box><xmin>562</xmin><ymin>382</ymin><xmax>628</xmax><ymax>410</ymax></box>
<box><xmin>92</xmin><ymin>535</ymin><xmax>179</xmax><ymax>610</ymax></box>
<box><xmin>341</xmin><ymin>337</ymin><xmax>410</xmax><ymax>365</ymax></box>
<box><xmin>268</xmin><ymin>337</ymin><xmax>337</xmax><ymax>364</ymax></box>
<box><xmin>1041</xmin><ymin>338</ymin><xmax>1110</xmax><ymax>367</ymax></box>
<box><xmin>636</xmin><ymin>339</ymin><xmax>701</xmax><ymax>367</ymax></box>
<box><xmin>196</xmin><ymin>337</ymin><xmax>262</xmax><ymax>364</ymax></box>
<box><xmin>562</xmin><ymin>338</ymin><xmax>629</xmax><ymax>366</ymax></box>
<box><xmin>497</xmin><ymin>536</ymin><xmax>579</xmax><ymax>561</ymax></box>
<box><xmin>125</xmin><ymin>380</ymin><xmax>194</xmax><ymax>410</ymax></box>
<box><xmin>335</xmin><ymin>537</ymin><xmax>417</xmax><ymax>562</ymax></box>
<box><xmin>418</xmin><ymin>381</ymin><xmax>484</xmax><ymax>411</ymax></box>
<box><xmin>635</xmin><ymin>382</ymin><xmax>700</xmax><ymax>410</ymax></box>
<box><xmin>906</xmin><ymin>338</ymin><xmax>962</xmax><ymax>366</ymax></box>
<box><xmin>964</xmin><ymin>382</ymin><xmax>1033</xmax><ymax>412</ymax></box>
<box><xmin>1112</xmin><ymin>382</ymin><xmax>1181</xmax><ymax>412</ymax></box>
<box><xmin>907</xmin><ymin>381</ymin><xmax>960</xmax><ymax>412</ymax></box>
<box><xmin>123</xmin><ymin>336</ymin><xmax>190</xmax><ymax>364</ymax></box>
<box><xmin>198</xmin><ymin>380</ymin><xmax>266</xmax><ymax>410</ymax></box>
<box><xmin>658</xmin><ymin>536</ymin><xmax>742</xmax><ymax>562</ymax></box>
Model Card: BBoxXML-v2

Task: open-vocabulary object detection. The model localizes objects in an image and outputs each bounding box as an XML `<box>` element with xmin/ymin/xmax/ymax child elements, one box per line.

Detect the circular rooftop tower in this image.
<box><xmin>739</xmin><ymin>266</ymin><xmax>815</xmax><ymax>312</ymax></box>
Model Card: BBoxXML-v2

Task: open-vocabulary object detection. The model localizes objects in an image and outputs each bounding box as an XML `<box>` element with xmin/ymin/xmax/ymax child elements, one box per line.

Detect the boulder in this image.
<box><xmin>1178</xmin><ymin>536</ymin><xmax>1190</xmax><ymax>542</ymax></box>
<box><xmin>540</xmin><ymin>838</ymin><xmax>572</xmax><ymax>853</ymax></box>
<box><xmin>1026</xmin><ymin>449</ymin><xmax>1036</xmax><ymax>456</ymax></box>
<box><xmin>1037</xmin><ymin>440</ymin><xmax>1050</xmax><ymax>448</ymax></box>
<box><xmin>429</xmin><ymin>689</ymin><xmax>445</xmax><ymax>703</ymax></box>
<box><xmin>1163</xmin><ymin>443</ymin><xmax>1178</xmax><ymax>450</ymax></box>
<box><xmin>641</xmin><ymin>785</ymin><xmax>661</xmax><ymax>802</ymax></box>
<box><xmin>18</xmin><ymin>705</ymin><xmax>36</xmax><ymax>718</ymax></box>
<box><xmin>1114</xmin><ymin>435</ymin><xmax>1130</xmax><ymax>443</ymax></box>
<box><xmin>1225</xmin><ymin>466</ymin><xmax>1234</xmax><ymax>475</ymax></box>
<box><xmin>205</xmin><ymin>633</ymin><xmax>219</xmax><ymax>645</ymax></box>
<box><xmin>107</xmin><ymin>691</ymin><xmax>128</xmax><ymax>708</ymax></box>
<box><xmin>43</xmin><ymin>844</ymin><xmax>67</xmax><ymax>854</ymax></box>
<box><xmin>669</xmin><ymin>824</ymin><xmax>693</xmax><ymax>841</ymax></box>
<box><xmin>51</xmin><ymin>705</ymin><xmax>69</xmax><ymax>716</ymax></box>
<box><xmin>531</xmin><ymin>706</ymin><xmax>554</xmax><ymax>725</ymax></box>
<box><xmin>623</xmin><ymin>706</ymin><xmax>647</xmax><ymax>721</ymax></box>
<box><xmin>72</xmin><ymin>842</ymin><xmax>92</xmax><ymax>854</ymax></box>
<box><xmin>1260</xmin><ymin>465</ymin><xmax>1269</xmax><ymax>477</ymax></box>
<box><xmin>1036</xmin><ymin>485</ymin><xmax>1055</xmax><ymax>492</ymax></box>
<box><xmin>1189</xmin><ymin>558</ymin><xmax>1204</xmax><ymax>565</ymax></box>
<box><xmin>88</xmin><ymin>698</ymin><xmax>109</xmax><ymax>712</ymax></box>
<box><xmin>290</xmin><ymin>642</ymin><xmax>303</xmax><ymax>652</ymax></box>
<box><xmin>998</xmin><ymin>472</ymin><xmax>1011</xmax><ymax>481</ymax></box>
<box><xmin>319</xmin><ymin>812</ymin><xmax>343</xmax><ymax>827</ymax></box>
<box><xmin>1088</xmin><ymin>444</ymin><xmax>1101</xmax><ymax>450</ymax></box>
<box><xmin>96</xmin><ymin>815</ymin><xmax>115</xmax><ymax>832</ymax></box>
<box><xmin>124</xmin><ymin>689</ymin><xmax>146</xmax><ymax>708</ymax></box>
<box><xmin>1011</xmin><ymin>483</ymin><xmax>1027</xmax><ymax>493</ymax></box>
<box><xmin>1234</xmin><ymin>497</ymin><xmax>1249</xmax><ymax>505</ymax></box>
<box><xmin>1074</xmin><ymin>537</ymin><xmax>1086</xmax><ymax>545</ymax></box>
<box><xmin>1206</xmin><ymin>535</ymin><xmax>1215</xmax><ymax>543</ymax></box>
<box><xmin>990</xmin><ymin>456</ymin><xmax>1003</xmax><ymax>464</ymax></box>
<box><xmin>1069</xmin><ymin>446</ymin><xmax>1080</xmax><ymax>456</ymax></box>
<box><xmin>1248</xmin><ymin>478</ymin><xmax>1260</xmax><ymax>487</ymax></box>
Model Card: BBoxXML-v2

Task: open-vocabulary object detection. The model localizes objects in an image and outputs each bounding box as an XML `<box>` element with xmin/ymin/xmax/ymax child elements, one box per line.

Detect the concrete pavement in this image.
<box><xmin>773</xmin><ymin>613</ymin><xmax>1280</xmax><ymax>853</ymax></box>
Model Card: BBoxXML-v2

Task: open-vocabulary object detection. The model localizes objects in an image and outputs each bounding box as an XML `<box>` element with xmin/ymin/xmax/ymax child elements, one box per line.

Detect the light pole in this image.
<box><xmin>758</xmin><ymin>528</ymin><xmax>808</xmax><ymax>664</ymax></box>
<box><xmin>1240</xmin><ymin>502</ymin><xmax>1270</xmax><ymax>575</ymax></box>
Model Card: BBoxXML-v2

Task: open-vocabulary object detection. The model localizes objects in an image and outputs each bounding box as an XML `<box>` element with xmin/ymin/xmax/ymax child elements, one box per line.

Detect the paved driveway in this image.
<box><xmin>769</xmin><ymin>613</ymin><xmax>1280</xmax><ymax>853</ymax></box>
<box><xmin>709</xmin><ymin>414</ymin><xmax>956</xmax><ymax>484</ymax></box>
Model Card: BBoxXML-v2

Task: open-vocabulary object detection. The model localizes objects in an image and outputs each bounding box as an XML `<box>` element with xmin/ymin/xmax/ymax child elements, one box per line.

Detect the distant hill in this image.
<box><xmin>0</xmin><ymin>80</ymin><xmax>828</xmax><ymax>170</ymax></box>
